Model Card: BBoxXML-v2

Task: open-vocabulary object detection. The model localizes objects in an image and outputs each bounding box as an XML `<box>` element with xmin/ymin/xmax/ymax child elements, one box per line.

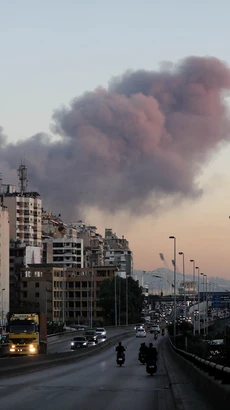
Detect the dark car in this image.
<box><xmin>71</xmin><ymin>336</ymin><xmax>88</xmax><ymax>349</ymax></box>
<box><xmin>84</xmin><ymin>330</ymin><xmax>98</xmax><ymax>343</ymax></box>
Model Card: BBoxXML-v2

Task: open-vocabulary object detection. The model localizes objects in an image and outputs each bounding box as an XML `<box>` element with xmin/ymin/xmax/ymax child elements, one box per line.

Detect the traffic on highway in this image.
<box><xmin>0</xmin><ymin>330</ymin><xmax>212</xmax><ymax>410</ymax></box>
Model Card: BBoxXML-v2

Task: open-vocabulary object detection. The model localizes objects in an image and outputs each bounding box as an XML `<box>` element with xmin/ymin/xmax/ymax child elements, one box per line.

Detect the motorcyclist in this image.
<box><xmin>146</xmin><ymin>342</ymin><xmax>158</xmax><ymax>363</ymax></box>
<box><xmin>116</xmin><ymin>342</ymin><xmax>126</xmax><ymax>357</ymax></box>
<box><xmin>139</xmin><ymin>342</ymin><xmax>148</xmax><ymax>360</ymax></box>
<box><xmin>161</xmin><ymin>328</ymin><xmax>165</xmax><ymax>336</ymax></box>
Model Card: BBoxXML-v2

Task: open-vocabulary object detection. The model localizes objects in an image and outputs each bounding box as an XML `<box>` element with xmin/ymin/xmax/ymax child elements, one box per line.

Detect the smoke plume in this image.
<box><xmin>1</xmin><ymin>56</ymin><xmax>230</xmax><ymax>217</ymax></box>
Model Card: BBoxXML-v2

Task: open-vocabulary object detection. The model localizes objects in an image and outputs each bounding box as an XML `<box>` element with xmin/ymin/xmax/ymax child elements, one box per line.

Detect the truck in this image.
<box><xmin>8</xmin><ymin>312</ymin><xmax>47</xmax><ymax>355</ymax></box>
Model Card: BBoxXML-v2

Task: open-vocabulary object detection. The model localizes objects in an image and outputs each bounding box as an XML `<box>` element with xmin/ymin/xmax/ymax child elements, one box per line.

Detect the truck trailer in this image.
<box><xmin>8</xmin><ymin>312</ymin><xmax>47</xmax><ymax>355</ymax></box>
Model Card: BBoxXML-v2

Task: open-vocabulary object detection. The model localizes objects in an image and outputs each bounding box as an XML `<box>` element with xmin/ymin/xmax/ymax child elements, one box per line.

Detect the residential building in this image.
<box><xmin>20</xmin><ymin>265</ymin><xmax>117</xmax><ymax>323</ymax></box>
<box><xmin>10</xmin><ymin>240</ymin><xmax>42</xmax><ymax>309</ymax></box>
<box><xmin>69</xmin><ymin>221</ymin><xmax>104</xmax><ymax>267</ymax></box>
<box><xmin>52</xmin><ymin>236</ymin><xmax>84</xmax><ymax>268</ymax></box>
<box><xmin>42</xmin><ymin>239</ymin><xmax>53</xmax><ymax>264</ymax></box>
<box><xmin>0</xmin><ymin>205</ymin><xmax>10</xmax><ymax>325</ymax></box>
<box><xmin>42</xmin><ymin>210</ymin><xmax>67</xmax><ymax>239</ymax></box>
<box><xmin>104</xmin><ymin>228</ymin><xmax>133</xmax><ymax>276</ymax></box>
<box><xmin>0</xmin><ymin>164</ymin><xmax>42</xmax><ymax>248</ymax></box>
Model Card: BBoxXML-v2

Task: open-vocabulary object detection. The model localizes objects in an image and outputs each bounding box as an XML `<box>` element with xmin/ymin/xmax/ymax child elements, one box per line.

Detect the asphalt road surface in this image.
<box><xmin>47</xmin><ymin>327</ymin><xmax>133</xmax><ymax>353</ymax></box>
<box><xmin>0</xmin><ymin>333</ymin><xmax>213</xmax><ymax>410</ymax></box>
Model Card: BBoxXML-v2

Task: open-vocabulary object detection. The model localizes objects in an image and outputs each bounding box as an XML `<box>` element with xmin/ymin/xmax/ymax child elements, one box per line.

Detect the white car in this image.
<box><xmin>95</xmin><ymin>327</ymin><xmax>107</xmax><ymax>338</ymax></box>
<box><xmin>150</xmin><ymin>325</ymin><xmax>160</xmax><ymax>334</ymax></box>
<box><xmin>136</xmin><ymin>328</ymin><xmax>147</xmax><ymax>338</ymax></box>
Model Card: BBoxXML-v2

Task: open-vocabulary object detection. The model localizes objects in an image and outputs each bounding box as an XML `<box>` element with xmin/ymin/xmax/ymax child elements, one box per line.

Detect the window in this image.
<box><xmin>77</xmin><ymin>257</ymin><xmax>81</xmax><ymax>262</ymax></box>
<box><xmin>22</xmin><ymin>282</ymin><xmax>27</xmax><ymax>288</ymax></box>
<box><xmin>69</xmin><ymin>301</ymin><xmax>74</xmax><ymax>308</ymax></box>
<box><xmin>35</xmin><ymin>282</ymin><xmax>39</xmax><ymax>288</ymax></box>
<box><xmin>35</xmin><ymin>292</ymin><xmax>39</xmax><ymax>298</ymax></box>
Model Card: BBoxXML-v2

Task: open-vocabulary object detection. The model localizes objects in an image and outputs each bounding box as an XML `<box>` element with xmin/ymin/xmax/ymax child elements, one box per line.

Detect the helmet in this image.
<box><xmin>149</xmin><ymin>342</ymin><xmax>153</xmax><ymax>348</ymax></box>
<box><xmin>119</xmin><ymin>342</ymin><xmax>122</xmax><ymax>346</ymax></box>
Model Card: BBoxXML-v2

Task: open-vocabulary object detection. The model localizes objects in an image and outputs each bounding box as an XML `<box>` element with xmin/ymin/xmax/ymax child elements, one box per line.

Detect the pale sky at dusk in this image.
<box><xmin>1</xmin><ymin>0</ymin><xmax>230</xmax><ymax>279</ymax></box>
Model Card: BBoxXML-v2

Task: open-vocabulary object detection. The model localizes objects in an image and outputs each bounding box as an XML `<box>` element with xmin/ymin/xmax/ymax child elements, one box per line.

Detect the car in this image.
<box><xmin>134</xmin><ymin>323</ymin><xmax>145</xmax><ymax>331</ymax></box>
<box><xmin>84</xmin><ymin>330</ymin><xmax>98</xmax><ymax>343</ymax></box>
<box><xmin>71</xmin><ymin>336</ymin><xmax>88</xmax><ymax>349</ymax></box>
<box><xmin>136</xmin><ymin>328</ymin><xmax>147</xmax><ymax>338</ymax></box>
<box><xmin>95</xmin><ymin>327</ymin><xmax>107</xmax><ymax>338</ymax></box>
<box><xmin>150</xmin><ymin>325</ymin><xmax>160</xmax><ymax>334</ymax></box>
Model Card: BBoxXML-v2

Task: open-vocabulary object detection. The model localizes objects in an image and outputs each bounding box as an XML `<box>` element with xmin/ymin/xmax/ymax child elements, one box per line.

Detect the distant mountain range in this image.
<box><xmin>133</xmin><ymin>268</ymin><xmax>230</xmax><ymax>292</ymax></box>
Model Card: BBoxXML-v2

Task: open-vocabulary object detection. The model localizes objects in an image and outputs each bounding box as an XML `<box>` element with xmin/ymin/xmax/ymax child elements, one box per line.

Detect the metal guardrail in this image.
<box><xmin>168</xmin><ymin>337</ymin><xmax>230</xmax><ymax>385</ymax></box>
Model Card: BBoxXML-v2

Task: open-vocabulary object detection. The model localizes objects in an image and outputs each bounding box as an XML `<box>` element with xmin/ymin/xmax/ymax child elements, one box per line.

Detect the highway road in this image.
<box><xmin>47</xmin><ymin>327</ymin><xmax>133</xmax><ymax>353</ymax></box>
<box><xmin>0</xmin><ymin>334</ymin><xmax>213</xmax><ymax>410</ymax></box>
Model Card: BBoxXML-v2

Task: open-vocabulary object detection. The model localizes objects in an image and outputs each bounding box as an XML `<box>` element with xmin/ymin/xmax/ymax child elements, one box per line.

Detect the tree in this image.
<box><xmin>98</xmin><ymin>276</ymin><xmax>144</xmax><ymax>325</ymax></box>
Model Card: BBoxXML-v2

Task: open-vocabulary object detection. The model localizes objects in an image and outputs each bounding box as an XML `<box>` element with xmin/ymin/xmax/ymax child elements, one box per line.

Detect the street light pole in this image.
<box><xmin>90</xmin><ymin>264</ymin><xmax>94</xmax><ymax>328</ymax></box>
<box><xmin>200</xmin><ymin>273</ymin><xmax>205</xmax><ymax>336</ymax></box>
<box><xmin>114</xmin><ymin>270</ymin><xmax>117</xmax><ymax>327</ymax></box>
<box><xmin>179</xmin><ymin>252</ymin><xmax>186</xmax><ymax>319</ymax></box>
<box><xmin>169</xmin><ymin>236</ymin><xmax>177</xmax><ymax>345</ymax></box>
<box><xmin>1</xmin><ymin>288</ymin><xmax>5</xmax><ymax>327</ymax></box>
<box><xmin>196</xmin><ymin>266</ymin><xmax>200</xmax><ymax>335</ymax></box>
<box><xmin>190</xmin><ymin>260</ymin><xmax>196</xmax><ymax>335</ymax></box>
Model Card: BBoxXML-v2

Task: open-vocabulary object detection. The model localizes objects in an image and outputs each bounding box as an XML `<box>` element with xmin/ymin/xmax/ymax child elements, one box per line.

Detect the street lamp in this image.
<box><xmin>190</xmin><ymin>260</ymin><xmax>196</xmax><ymax>335</ymax></box>
<box><xmin>179</xmin><ymin>252</ymin><xmax>186</xmax><ymax>319</ymax></box>
<box><xmin>200</xmin><ymin>273</ymin><xmax>206</xmax><ymax>336</ymax></box>
<box><xmin>195</xmin><ymin>266</ymin><xmax>200</xmax><ymax>334</ymax></box>
<box><xmin>1</xmin><ymin>288</ymin><xmax>5</xmax><ymax>328</ymax></box>
<box><xmin>169</xmin><ymin>236</ymin><xmax>176</xmax><ymax>345</ymax></box>
<box><xmin>114</xmin><ymin>269</ymin><xmax>118</xmax><ymax>327</ymax></box>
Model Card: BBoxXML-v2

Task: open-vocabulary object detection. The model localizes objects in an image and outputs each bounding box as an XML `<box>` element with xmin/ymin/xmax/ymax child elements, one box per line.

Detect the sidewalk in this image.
<box><xmin>161</xmin><ymin>338</ymin><xmax>214</xmax><ymax>410</ymax></box>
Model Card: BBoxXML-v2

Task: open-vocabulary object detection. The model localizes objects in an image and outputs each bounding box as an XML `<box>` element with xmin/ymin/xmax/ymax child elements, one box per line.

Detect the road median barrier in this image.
<box><xmin>0</xmin><ymin>330</ymin><xmax>134</xmax><ymax>378</ymax></box>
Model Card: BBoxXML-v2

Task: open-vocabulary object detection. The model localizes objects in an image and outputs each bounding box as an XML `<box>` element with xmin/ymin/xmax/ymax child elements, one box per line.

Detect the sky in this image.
<box><xmin>1</xmin><ymin>0</ymin><xmax>230</xmax><ymax>279</ymax></box>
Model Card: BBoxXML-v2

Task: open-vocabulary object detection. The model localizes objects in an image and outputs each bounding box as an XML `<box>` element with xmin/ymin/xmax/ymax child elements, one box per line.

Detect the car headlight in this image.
<box><xmin>71</xmin><ymin>342</ymin><xmax>74</xmax><ymax>346</ymax></box>
<box><xmin>83</xmin><ymin>342</ymin><xmax>87</xmax><ymax>345</ymax></box>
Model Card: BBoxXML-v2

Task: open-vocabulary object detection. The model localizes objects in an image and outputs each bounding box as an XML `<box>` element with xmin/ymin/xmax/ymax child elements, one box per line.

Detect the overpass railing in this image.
<box><xmin>168</xmin><ymin>337</ymin><xmax>230</xmax><ymax>385</ymax></box>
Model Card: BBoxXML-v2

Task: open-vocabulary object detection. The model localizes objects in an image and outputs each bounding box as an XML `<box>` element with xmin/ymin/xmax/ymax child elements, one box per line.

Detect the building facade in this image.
<box><xmin>20</xmin><ymin>265</ymin><xmax>117</xmax><ymax>323</ymax></box>
<box><xmin>0</xmin><ymin>205</ymin><xmax>10</xmax><ymax>325</ymax></box>
<box><xmin>69</xmin><ymin>221</ymin><xmax>104</xmax><ymax>267</ymax></box>
<box><xmin>104</xmin><ymin>228</ymin><xmax>133</xmax><ymax>275</ymax></box>
<box><xmin>1</xmin><ymin>184</ymin><xmax>42</xmax><ymax>247</ymax></box>
<box><xmin>52</xmin><ymin>237</ymin><xmax>84</xmax><ymax>268</ymax></box>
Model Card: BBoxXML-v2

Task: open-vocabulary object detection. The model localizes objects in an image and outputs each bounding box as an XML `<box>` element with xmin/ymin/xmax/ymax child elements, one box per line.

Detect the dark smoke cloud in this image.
<box><xmin>1</xmin><ymin>56</ymin><xmax>230</xmax><ymax>218</ymax></box>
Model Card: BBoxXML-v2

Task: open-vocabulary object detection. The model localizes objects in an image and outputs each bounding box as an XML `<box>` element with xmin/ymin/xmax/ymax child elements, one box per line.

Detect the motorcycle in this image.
<box><xmin>146</xmin><ymin>360</ymin><xmax>157</xmax><ymax>376</ymax></box>
<box><xmin>117</xmin><ymin>352</ymin><xmax>125</xmax><ymax>367</ymax></box>
<box><xmin>138</xmin><ymin>352</ymin><xmax>147</xmax><ymax>364</ymax></box>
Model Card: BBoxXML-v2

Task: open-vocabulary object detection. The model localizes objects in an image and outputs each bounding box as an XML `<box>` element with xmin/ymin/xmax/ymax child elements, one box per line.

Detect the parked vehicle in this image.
<box><xmin>71</xmin><ymin>336</ymin><xmax>88</xmax><ymax>349</ymax></box>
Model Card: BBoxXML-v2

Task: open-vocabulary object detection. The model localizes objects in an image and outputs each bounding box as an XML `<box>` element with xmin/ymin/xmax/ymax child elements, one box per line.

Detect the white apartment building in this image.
<box><xmin>52</xmin><ymin>237</ymin><xmax>84</xmax><ymax>268</ymax></box>
<box><xmin>0</xmin><ymin>205</ymin><xmax>10</xmax><ymax>326</ymax></box>
<box><xmin>2</xmin><ymin>185</ymin><xmax>42</xmax><ymax>247</ymax></box>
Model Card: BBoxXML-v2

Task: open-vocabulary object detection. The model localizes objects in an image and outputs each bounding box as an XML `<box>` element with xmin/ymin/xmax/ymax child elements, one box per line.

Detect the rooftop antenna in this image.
<box><xmin>18</xmin><ymin>160</ymin><xmax>28</xmax><ymax>196</ymax></box>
